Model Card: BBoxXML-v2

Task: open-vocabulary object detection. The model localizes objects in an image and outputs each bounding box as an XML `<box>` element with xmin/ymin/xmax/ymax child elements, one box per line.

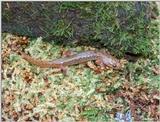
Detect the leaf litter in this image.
<box><xmin>1</xmin><ymin>33</ymin><xmax>160</xmax><ymax>121</ymax></box>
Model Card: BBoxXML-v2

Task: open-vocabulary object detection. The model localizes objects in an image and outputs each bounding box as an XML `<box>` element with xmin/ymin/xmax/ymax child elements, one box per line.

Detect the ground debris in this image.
<box><xmin>107</xmin><ymin>82</ymin><xmax>160</xmax><ymax>121</ymax></box>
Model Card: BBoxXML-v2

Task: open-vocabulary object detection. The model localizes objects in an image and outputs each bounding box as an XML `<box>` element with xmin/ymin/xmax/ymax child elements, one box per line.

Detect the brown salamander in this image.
<box><xmin>19</xmin><ymin>51</ymin><xmax>121</xmax><ymax>71</ymax></box>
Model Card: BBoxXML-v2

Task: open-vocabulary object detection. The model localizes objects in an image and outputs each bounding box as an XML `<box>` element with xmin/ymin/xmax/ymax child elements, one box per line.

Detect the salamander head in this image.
<box><xmin>104</xmin><ymin>57</ymin><xmax>121</xmax><ymax>69</ymax></box>
<box><xmin>97</xmin><ymin>52</ymin><xmax>121</xmax><ymax>69</ymax></box>
<box><xmin>110</xmin><ymin>58</ymin><xmax>121</xmax><ymax>69</ymax></box>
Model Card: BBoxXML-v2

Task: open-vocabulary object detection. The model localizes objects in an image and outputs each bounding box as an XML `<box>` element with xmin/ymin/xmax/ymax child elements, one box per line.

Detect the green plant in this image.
<box><xmin>50</xmin><ymin>20</ymin><xmax>73</xmax><ymax>38</ymax></box>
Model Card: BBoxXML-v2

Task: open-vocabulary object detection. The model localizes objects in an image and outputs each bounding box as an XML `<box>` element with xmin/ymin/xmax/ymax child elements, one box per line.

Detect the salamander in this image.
<box><xmin>19</xmin><ymin>50</ymin><xmax>121</xmax><ymax>71</ymax></box>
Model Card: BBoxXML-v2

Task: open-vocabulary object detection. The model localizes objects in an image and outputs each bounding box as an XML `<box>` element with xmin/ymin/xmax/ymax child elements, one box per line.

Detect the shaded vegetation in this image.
<box><xmin>2</xmin><ymin>2</ymin><xmax>159</xmax><ymax>57</ymax></box>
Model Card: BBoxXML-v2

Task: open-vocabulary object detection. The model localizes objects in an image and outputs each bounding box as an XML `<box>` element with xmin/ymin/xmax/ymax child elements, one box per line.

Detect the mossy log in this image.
<box><xmin>2</xmin><ymin>2</ymin><xmax>159</xmax><ymax>57</ymax></box>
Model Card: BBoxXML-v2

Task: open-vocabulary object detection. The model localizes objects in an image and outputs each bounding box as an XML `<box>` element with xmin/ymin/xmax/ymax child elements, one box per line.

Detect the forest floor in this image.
<box><xmin>2</xmin><ymin>33</ymin><xmax>159</xmax><ymax>121</ymax></box>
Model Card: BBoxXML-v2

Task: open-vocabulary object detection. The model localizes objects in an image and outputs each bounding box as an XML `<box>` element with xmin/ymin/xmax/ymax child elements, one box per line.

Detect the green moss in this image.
<box><xmin>81</xmin><ymin>107</ymin><xmax>110</xmax><ymax>121</ymax></box>
<box><xmin>90</xmin><ymin>2</ymin><xmax>158</xmax><ymax>57</ymax></box>
<box><xmin>2</xmin><ymin>9</ymin><xmax>13</xmax><ymax>22</ymax></box>
<box><xmin>53</xmin><ymin>2</ymin><xmax>159</xmax><ymax>58</ymax></box>
<box><xmin>2</xmin><ymin>2</ymin><xmax>159</xmax><ymax>58</ymax></box>
<box><xmin>58</xmin><ymin>2</ymin><xmax>81</xmax><ymax>12</ymax></box>
<box><xmin>50</xmin><ymin>19</ymin><xmax>73</xmax><ymax>38</ymax></box>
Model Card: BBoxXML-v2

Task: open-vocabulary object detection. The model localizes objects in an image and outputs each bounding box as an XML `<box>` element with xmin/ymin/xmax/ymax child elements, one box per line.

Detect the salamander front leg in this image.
<box><xmin>95</xmin><ymin>59</ymin><xmax>105</xmax><ymax>69</ymax></box>
<box><xmin>94</xmin><ymin>59</ymin><xmax>106</xmax><ymax>73</ymax></box>
<box><xmin>87</xmin><ymin>60</ymin><xmax>104</xmax><ymax>73</ymax></box>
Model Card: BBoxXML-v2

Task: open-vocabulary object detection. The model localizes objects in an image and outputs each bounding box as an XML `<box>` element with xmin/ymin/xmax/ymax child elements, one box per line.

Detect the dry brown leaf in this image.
<box><xmin>152</xmin><ymin>66</ymin><xmax>160</xmax><ymax>75</ymax></box>
<box><xmin>22</xmin><ymin>69</ymin><xmax>34</xmax><ymax>83</ymax></box>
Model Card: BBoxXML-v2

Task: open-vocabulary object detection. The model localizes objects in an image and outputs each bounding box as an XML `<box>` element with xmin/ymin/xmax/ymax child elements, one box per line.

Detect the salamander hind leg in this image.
<box><xmin>60</xmin><ymin>65</ymin><xmax>68</xmax><ymax>75</ymax></box>
<box><xmin>61</xmin><ymin>50</ymin><xmax>77</xmax><ymax>57</ymax></box>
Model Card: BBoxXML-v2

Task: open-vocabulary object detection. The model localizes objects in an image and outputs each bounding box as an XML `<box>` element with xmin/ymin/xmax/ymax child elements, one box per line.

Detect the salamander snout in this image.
<box><xmin>112</xmin><ymin>60</ymin><xmax>121</xmax><ymax>69</ymax></box>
